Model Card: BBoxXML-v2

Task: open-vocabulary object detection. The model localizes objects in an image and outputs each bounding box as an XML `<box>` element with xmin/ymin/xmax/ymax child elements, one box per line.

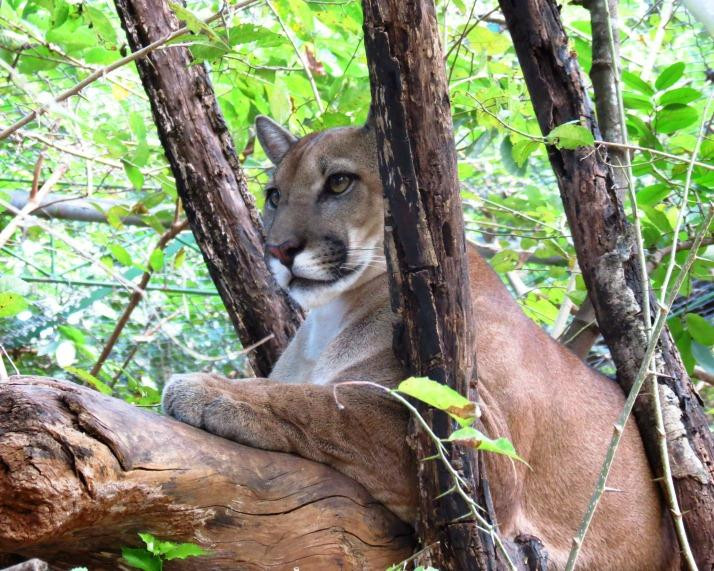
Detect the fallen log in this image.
<box><xmin>0</xmin><ymin>377</ymin><xmax>414</xmax><ymax>570</ymax></box>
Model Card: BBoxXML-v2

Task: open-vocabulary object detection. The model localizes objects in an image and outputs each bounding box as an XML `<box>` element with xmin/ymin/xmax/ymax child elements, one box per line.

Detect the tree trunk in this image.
<box><xmin>111</xmin><ymin>0</ymin><xmax>302</xmax><ymax>378</ymax></box>
<box><xmin>0</xmin><ymin>376</ymin><xmax>413</xmax><ymax>570</ymax></box>
<box><xmin>363</xmin><ymin>3</ymin><xmax>519</xmax><ymax>569</ymax></box>
<box><xmin>498</xmin><ymin>0</ymin><xmax>714</xmax><ymax>566</ymax></box>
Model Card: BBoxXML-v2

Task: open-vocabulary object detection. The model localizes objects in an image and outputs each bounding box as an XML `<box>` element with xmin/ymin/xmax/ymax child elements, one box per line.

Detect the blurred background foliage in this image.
<box><xmin>0</xmin><ymin>0</ymin><xmax>712</xmax><ymax>416</ymax></box>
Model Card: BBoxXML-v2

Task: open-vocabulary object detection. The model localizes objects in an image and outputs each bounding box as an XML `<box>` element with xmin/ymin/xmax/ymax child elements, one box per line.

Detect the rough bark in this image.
<box><xmin>111</xmin><ymin>0</ymin><xmax>302</xmax><ymax>377</ymax></box>
<box><xmin>561</xmin><ymin>0</ymin><xmax>627</xmax><ymax>357</ymax></box>
<box><xmin>0</xmin><ymin>376</ymin><xmax>413</xmax><ymax>570</ymax></box>
<box><xmin>363</xmin><ymin>3</ymin><xmax>503</xmax><ymax>569</ymax></box>
<box><xmin>498</xmin><ymin>0</ymin><xmax>714</xmax><ymax>566</ymax></box>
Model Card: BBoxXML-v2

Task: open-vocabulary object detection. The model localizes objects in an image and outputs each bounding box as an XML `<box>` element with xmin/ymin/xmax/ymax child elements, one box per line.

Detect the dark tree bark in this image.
<box><xmin>363</xmin><ymin>3</ymin><xmax>516</xmax><ymax>569</ymax></box>
<box><xmin>561</xmin><ymin>0</ymin><xmax>627</xmax><ymax>357</ymax></box>
<box><xmin>0</xmin><ymin>377</ymin><xmax>413</xmax><ymax>569</ymax></box>
<box><xmin>111</xmin><ymin>0</ymin><xmax>302</xmax><ymax>377</ymax></box>
<box><xmin>498</xmin><ymin>0</ymin><xmax>714</xmax><ymax>566</ymax></box>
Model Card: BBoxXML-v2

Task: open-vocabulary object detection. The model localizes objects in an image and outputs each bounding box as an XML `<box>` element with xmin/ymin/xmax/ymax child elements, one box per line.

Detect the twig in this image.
<box><xmin>265</xmin><ymin>0</ymin><xmax>324</xmax><ymax>113</ymax></box>
<box><xmin>30</xmin><ymin>152</ymin><xmax>45</xmax><ymax>199</ymax></box>
<box><xmin>90</xmin><ymin>219</ymin><xmax>189</xmax><ymax>377</ymax></box>
<box><xmin>0</xmin><ymin>0</ymin><xmax>259</xmax><ymax>141</ymax></box>
<box><xmin>0</xmin><ymin>162</ymin><xmax>68</xmax><ymax>250</ymax></box>
<box><xmin>333</xmin><ymin>380</ymin><xmax>517</xmax><ymax>570</ymax></box>
<box><xmin>565</xmin><ymin>207</ymin><xmax>713</xmax><ymax>571</ymax></box>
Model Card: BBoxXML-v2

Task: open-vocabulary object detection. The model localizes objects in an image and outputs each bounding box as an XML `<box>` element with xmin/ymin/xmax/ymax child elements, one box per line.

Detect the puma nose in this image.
<box><xmin>267</xmin><ymin>239</ymin><xmax>304</xmax><ymax>268</ymax></box>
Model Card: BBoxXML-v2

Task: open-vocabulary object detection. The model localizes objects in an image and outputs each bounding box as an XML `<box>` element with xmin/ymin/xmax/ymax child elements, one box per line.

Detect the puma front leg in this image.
<box><xmin>162</xmin><ymin>373</ymin><xmax>417</xmax><ymax>522</ymax></box>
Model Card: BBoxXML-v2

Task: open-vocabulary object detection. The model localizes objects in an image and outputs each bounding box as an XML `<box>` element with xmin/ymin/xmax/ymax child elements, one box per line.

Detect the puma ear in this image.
<box><xmin>255</xmin><ymin>115</ymin><xmax>298</xmax><ymax>165</ymax></box>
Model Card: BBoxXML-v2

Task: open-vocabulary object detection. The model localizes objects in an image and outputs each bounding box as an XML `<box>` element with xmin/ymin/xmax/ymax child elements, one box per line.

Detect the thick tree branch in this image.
<box><xmin>498</xmin><ymin>0</ymin><xmax>714</xmax><ymax>566</ymax></box>
<box><xmin>0</xmin><ymin>377</ymin><xmax>413</xmax><ymax>569</ymax></box>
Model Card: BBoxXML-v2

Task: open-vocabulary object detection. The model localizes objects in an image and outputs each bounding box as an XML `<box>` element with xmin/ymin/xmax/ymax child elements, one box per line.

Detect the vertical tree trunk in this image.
<box><xmin>112</xmin><ymin>0</ymin><xmax>302</xmax><ymax>377</ymax></box>
<box><xmin>363</xmin><ymin>3</ymin><xmax>500</xmax><ymax>569</ymax></box>
<box><xmin>498</xmin><ymin>0</ymin><xmax>714</xmax><ymax>566</ymax></box>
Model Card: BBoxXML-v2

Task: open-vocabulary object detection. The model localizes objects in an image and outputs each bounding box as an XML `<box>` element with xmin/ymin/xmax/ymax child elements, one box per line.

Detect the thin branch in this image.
<box><xmin>90</xmin><ymin>219</ymin><xmax>189</xmax><ymax>377</ymax></box>
<box><xmin>30</xmin><ymin>152</ymin><xmax>45</xmax><ymax>199</ymax></box>
<box><xmin>0</xmin><ymin>0</ymin><xmax>259</xmax><ymax>141</ymax></box>
<box><xmin>0</xmin><ymin>162</ymin><xmax>68</xmax><ymax>250</ymax></box>
<box><xmin>565</xmin><ymin>207</ymin><xmax>713</xmax><ymax>571</ymax></box>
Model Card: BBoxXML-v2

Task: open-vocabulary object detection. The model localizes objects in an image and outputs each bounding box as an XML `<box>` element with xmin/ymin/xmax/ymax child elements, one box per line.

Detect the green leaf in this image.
<box><xmin>490</xmin><ymin>249</ymin><xmax>520</xmax><ymax>273</ymax></box>
<box><xmin>622</xmin><ymin>71</ymin><xmax>654</xmax><ymax>96</ymax></box>
<box><xmin>149</xmin><ymin>249</ymin><xmax>164</xmax><ymax>272</ymax></box>
<box><xmin>659</xmin><ymin>87</ymin><xmax>701</xmax><ymax>107</ymax></box>
<box><xmin>447</xmin><ymin>427</ymin><xmax>527</xmax><ymax>464</ymax></box>
<box><xmin>164</xmin><ymin>543</ymin><xmax>206</xmax><ymax>561</ymax></box>
<box><xmin>139</xmin><ymin>532</ymin><xmax>184</xmax><ymax>556</ymax></box>
<box><xmin>637</xmin><ymin>184</ymin><xmax>670</xmax><ymax>207</ymax></box>
<box><xmin>623</xmin><ymin>93</ymin><xmax>654</xmax><ymax>113</ymax></box>
<box><xmin>129</xmin><ymin>111</ymin><xmax>147</xmax><ymax>141</ymax></box>
<box><xmin>654</xmin><ymin>105</ymin><xmax>699</xmax><ymax>134</ymax></box>
<box><xmin>173</xmin><ymin>247</ymin><xmax>186</xmax><ymax>269</ymax></box>
<box><xmin>83</xmin><ymin>5</ymin><xmax>117</xmax><ymax>46</ymax></box>
<box><xmin>691</xmin><ymin>342</ymin><xmax>714</xmax><ymax>374</ymax></box>
<box><xmin>105</xmin><ymin>204</ymin><xmax>131</xmax><ymax>229</ymax></box>
<box><xmin>655</xmin><ymin>62</ymin><xmax>685</xmax><ymax>91</ymax></box>
<box><xmin>686</xmin><ymin>313</ymin><xmax>714</xmax><ymax>346</ymax></box>
<box><xmin>121</xmin><ymin>547</ymin><xmax>162</xmax><ymax>571</ymax></box>
<box><xmin>0</xmin><ymin>292</ymin><xmax>28</xmax><ymax>318</ymax></box>
<box><xmin>58</xmin><ymin>325</ymin><xmax>85</xmax><ymax>345</ymax></box>
<box><xmin>397</xmin><ymin>377</ymin><xmax>479</xmax><ymax>426</ymax></box>
<box><xmin>545</xmin><ymin>123</ymin><xmax>594</xmax><ymax>149</ymax></box>
<box><xmin>511</xmin><ymin>139</ymin><xmax>540</xmax><ymax>167</ymax></box>
<box><xmin>123</xmin><ymin>162</ymin><xmax>145</xmax><ymax>190</ymax></box>
<box><xmin>65</xmin><ymin>366</ymin><xmax>113</xmax><ymax>395</ymax></box>
<box><xmin>109</xmin><ymin>244</ymin><xmax>133</xmax><ymax>266</ymax></box>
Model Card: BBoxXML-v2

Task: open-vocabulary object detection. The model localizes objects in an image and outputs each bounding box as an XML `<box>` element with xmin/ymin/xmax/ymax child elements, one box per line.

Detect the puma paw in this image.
<box><xmin>162</xmin><ymin>373</ymin><xmax>213</xmax><ymax>428</ymax></box>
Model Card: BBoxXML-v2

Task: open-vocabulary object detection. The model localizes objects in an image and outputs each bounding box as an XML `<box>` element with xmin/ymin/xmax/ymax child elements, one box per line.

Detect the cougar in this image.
<box><xmin>162</xmin><ymin>115</ymin><xmax>678</xmax><ymax>569</ymax></box>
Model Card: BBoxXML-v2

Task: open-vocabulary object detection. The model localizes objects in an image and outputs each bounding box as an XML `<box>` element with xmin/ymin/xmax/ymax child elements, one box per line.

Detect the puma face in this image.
<box><xmin>256</xmin><ymin>115</ymin><xmax>385</xmax><ymax>309</ymax></box>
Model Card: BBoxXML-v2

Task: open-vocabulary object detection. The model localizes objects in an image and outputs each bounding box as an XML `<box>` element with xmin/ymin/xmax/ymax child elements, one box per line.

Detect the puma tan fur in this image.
<box><xmin>163</xmin><ymin>116</ymin><xmax>678</xmax><ymax>569</ymax></box>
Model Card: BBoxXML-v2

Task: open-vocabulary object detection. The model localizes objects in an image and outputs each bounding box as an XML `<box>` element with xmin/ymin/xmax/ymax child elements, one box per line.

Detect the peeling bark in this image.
<box><xmin>498</xmin><ymin>0</ymin><xmax>714</xmax><ymax>565</ymax></box>
<box><xmin>0</xmin><ymin>377</ymin><xmax>413</xmax><ymax>570</ymax></box>
<box><xmin>111</xmin><ymin>0</ymin><xmax>302</xmax><ymax>377</ymax></box>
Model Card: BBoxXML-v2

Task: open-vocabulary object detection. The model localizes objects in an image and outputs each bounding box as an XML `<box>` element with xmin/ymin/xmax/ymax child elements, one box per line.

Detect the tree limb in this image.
<box><xmin>0</xmin><ymin>376</ymin><xmax>413</xmax><ymax>569</ymax></box>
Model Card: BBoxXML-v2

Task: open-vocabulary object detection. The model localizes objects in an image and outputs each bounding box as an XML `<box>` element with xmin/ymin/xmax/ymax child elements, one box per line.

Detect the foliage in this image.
<box><xmin>397</xmin><ymin>376</ymin><xmax>524</xmax><ymax>463</ymax></box>
<box><xmin>121</xmin><ymin>532</ymin><xmax>206</xmax><ymax>571</ymax></box>
<box><xmin>0</xmin><ymin>0</ymin><xmax>711</xmax><ymax>421</ymax></box>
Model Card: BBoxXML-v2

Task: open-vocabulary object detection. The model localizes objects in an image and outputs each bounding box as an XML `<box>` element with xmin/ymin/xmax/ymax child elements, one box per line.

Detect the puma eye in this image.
<box><xmin>266</xmin><ymin>188</ymin><xmax>280</xmax><ymax>208</ymax></box>
<box><xmin>326</xmin><ymin>173</ymin><xmax>354</xmax><ymax>195</ymax></box>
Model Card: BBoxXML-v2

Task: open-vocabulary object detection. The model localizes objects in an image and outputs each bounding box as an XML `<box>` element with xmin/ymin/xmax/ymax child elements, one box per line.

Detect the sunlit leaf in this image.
<box><xmin>397</xmin><ymin>377</ymin><xmax>479</xmax><ymax>426</ymax></box>
<box><xmin>121</xmin><ymin>547</ymin><xmax>162</xmax><ymax>571</ymax></box>
<box><xmin>655</xmin><ymin>62</ymin><xmax>685</xmax><ymax>91</ymax></box>
<box><xmin>0</xmin><ymin>292</ymin><xmax>28</xmax><ymax>318</ymax></box>
<box><xmin>545</xmin><ymin>123</ymin><xmax>594</xmax><ymax>149</ymax></box>
<box><xmin>447</xmin><ymin>426</ymin><xmax>527</xmax><ymax>464</ymax></box>
<box><xmin>65</xmin><ymin>366</ymin><xmax>113</xmax><ymax>395</ymax></box>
